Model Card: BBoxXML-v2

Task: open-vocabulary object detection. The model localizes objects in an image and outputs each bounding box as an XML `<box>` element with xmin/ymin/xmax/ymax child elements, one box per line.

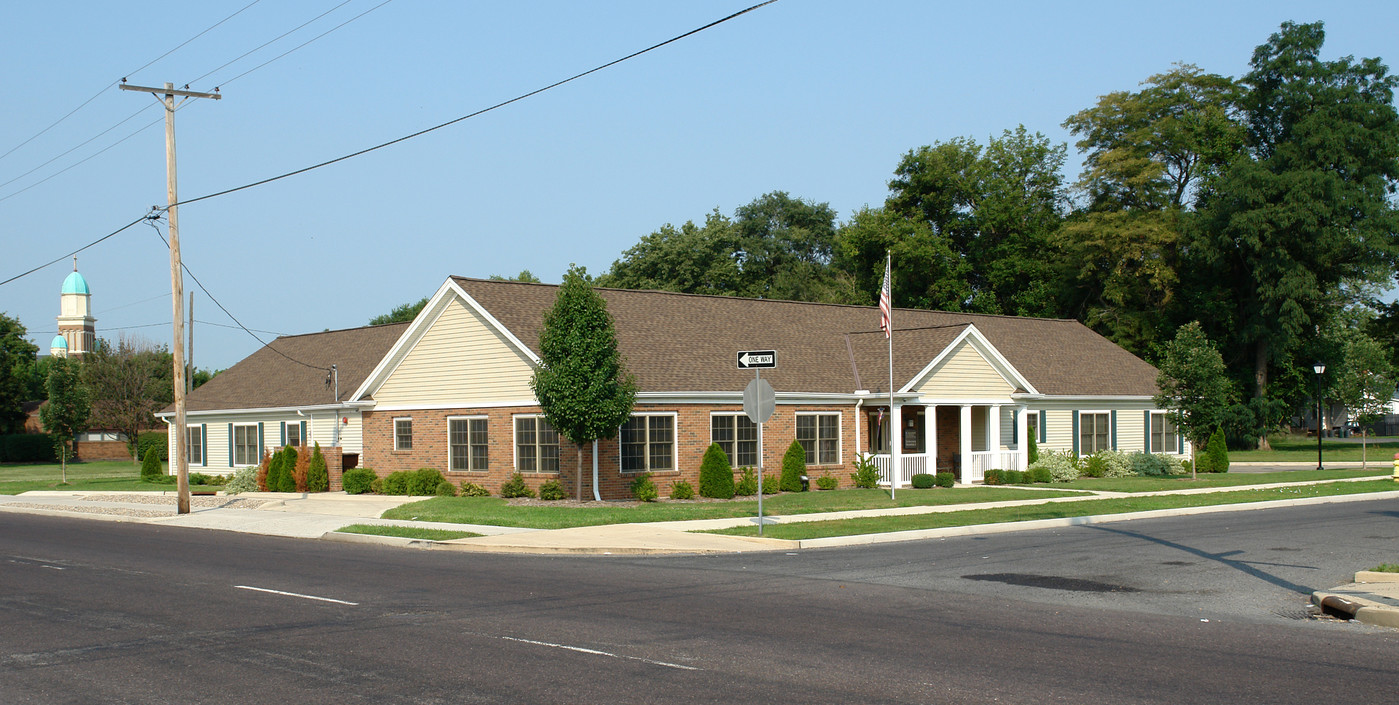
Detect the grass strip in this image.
<box><xmin>336</xmin><ymin>524</ymin><xmax>481</xmax><ymax>541</ymax></box>
<box><xmin>381</xmin><ymin>487</ymin><xmax>1086</xmax><ymax>529</ymax></box>
<box><xmin>1052</xmin><ymin>469</ymin><xmax>1378</xmax><ymax>492</ymax></box>
<box><xmin>1373</xmin><ymin>563</ymin><xmax>1399</xmax><ymax>573</ymax></box>
<box><xmin>1229</xmin><ymin>437</ymin><xmax>1399</xmax><ymax>462</ymax></box>
<box><xmin>703</xmin><ymin>480</ymin><xmax>1399</xmax><ymax>540</ymax></box>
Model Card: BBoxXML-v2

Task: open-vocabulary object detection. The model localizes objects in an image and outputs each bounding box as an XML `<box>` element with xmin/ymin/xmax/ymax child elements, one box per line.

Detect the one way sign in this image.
<box><xmin>737</xmin><ymin>350</ymin><xmax>777</xmax><ymax>369</ymax></box>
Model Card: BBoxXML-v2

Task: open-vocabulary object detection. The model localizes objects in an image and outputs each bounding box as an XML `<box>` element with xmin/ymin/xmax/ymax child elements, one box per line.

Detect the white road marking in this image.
<box><xmin>41</xmin><ymin>565</ymin><xmax>64</xmax><ymax>570</ymax></box>
<box><xmin>500</xmin><ymin>636</ymin><xmax>700</xmax><ymax>671</ymax></box>
<box><xmin>233</xmin><ymin>585</ymin><xmax>358</xmax><ymax>605</ymax></box>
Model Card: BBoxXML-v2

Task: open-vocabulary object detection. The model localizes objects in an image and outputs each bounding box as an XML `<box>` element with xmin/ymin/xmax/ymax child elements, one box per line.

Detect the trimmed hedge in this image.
<box><xmin>0</xmin><ymin>434</ymin><xmax>57</xmax><ymax>463</ymax></box>
<box><xmin>406</xmin><ymin>467</ymin><xmax>445</xmax><ymax>496</ymax></box>
<box><xmin>306</xmin><ymin>443</ymin><xmax>329</xmax><ymax>492</ymax></box>
<box><xmin>934</xmin><ymin>471</ymin><xmax>955</xmax><ymax>488</ymax></box>
<box><xmin>342</xmin><ymin>467</ymin><xmax>377</xmax><ymax>495</ymax></box>
<box><xmin>136</xmin><ymin>431</ymin><xmax>168</xmax><ymax>462</ymax></box>
<box><xmin>911</xmin><ymin>473</ymin><xmax>936</xmax><ymax>489</ymax></box>
<box><xmin>780</xmin><ymin>440</ymin><xmax>806</xmax><ymax>492</ymax></box>
<box><xmin>698</xmin><ymin>443</ymin><xmax>734</xmax><ymax>499</ymax></box>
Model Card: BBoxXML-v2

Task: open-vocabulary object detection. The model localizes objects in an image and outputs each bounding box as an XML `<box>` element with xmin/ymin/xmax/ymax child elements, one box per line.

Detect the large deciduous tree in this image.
<box><xmin>83</xmin><ymin>336</ymin><xmax>169</xmax><ymax>462</ymax></box>
<box><xmin>369</xmin><ymin>297</ymin><xmax>429</xmax><ymax>326</ymax></box>
<box><xmin>0</xmin><ymin>313</ymin><xmax>39</xmax><ymax>434</ymax></box>
<box><xmin>1187</xmin><ymin>21</ymin><xmax>1399</xmax><ymax>448</ymax></box>
<box><xmin>530</xmin><ymin>265</ymin><xmax>637</xmax><ymax>500</ymax></box>
<box><xmin>39</xmin><ymin>356</ymin><xmax>90</xmax><ymax>483</ymax></box>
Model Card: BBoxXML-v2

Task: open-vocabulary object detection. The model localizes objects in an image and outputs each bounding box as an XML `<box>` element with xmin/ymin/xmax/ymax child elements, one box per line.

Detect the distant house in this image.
<box><xmin>159</xmin><ymin>277</ymin><xmax>1184</xmax><ymax>497</ymax></box>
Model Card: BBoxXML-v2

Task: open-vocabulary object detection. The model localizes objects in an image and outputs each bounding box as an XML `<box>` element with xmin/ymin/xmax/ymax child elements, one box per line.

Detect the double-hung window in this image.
<box><xmin>796</xmin><ymin>412</ymin><xmax>840</xmax><ymax>465</ymax></box>
<box><xmin>394</xmin><ymin>418</ymin><xmax>413</xmax><ymax>451</ymax></box>
<box><xmin>1150</xmin><ymin>412</ymin><xmax>1178</xmax><ymax>453</ymax></box>
<box><xmin>233</xmin><ymin>424</ymin><xmax>259</xmax><ymax>466</ymax></box>
<box><xmin>1079</xmin><ymin>412</ymin><xmax>1111</xmax><ymax>454</ymax></box>
<box><xmin>186</xmin><ymin>426</ymin><xmax>203</xmax><ymax>465</ymax></box>
<box><xmin>285</xmin><ymin>423</ymin><xmax>301</xmax><ymax>448</ymax></box>
<box><xmin>711</xmin><ymin>414</ymin><xmax>758</xmax><ymax>467</ymax></box>
<box><xmin>515</xmin><ymin>416</ymin><xmax>560</xmax><ymax>473</ymax></box>
<box><xmin>448</xmin><ymin>417</ymin><xmax>489</xmax><ymax>471</ymax></box>
<box><xmin>621</xmin><ymin>415</ymin><xmax>674</xmax><ymax>472</ymax></box>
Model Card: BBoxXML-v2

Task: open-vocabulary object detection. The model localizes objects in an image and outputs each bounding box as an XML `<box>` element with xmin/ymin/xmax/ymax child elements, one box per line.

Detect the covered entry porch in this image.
<box><xmin>863</xmin><ymin>402</ymin><xmax>1030</xmax><ymax>486</ymax></box>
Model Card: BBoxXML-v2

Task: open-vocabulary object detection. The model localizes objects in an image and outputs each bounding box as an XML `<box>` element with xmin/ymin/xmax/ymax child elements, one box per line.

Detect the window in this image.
<box><xmin>186</xmin><ymin>426</ymin><xmax>203</xmax><ymax>465</ymax></box>
<box><xmin>797</xmin><ymin>413</ymin><xmax>840</xmax><ymax>465</ymax></box>
<box><xmin>867</xmin><ymin>409</ymin><xmax>891</xmax><ymax>454</ymax></box>
<box><xmin>515</xmin><ymin>416</ymin><xmax>560</xmax><ymax>473</ymax></box>
<box><xmin>711</xmin><ymin>414</ymin><xmax>758</xmax><ymax>466</ymax></box>
<box><xmin>449</xmin><ymin>417</ymin><xmax>489</xmax><ymax>471</ymax></box>
<box><xmin>621</xmin><ymin>415</ymin><xmax>674</xmax><ymax>472</ymax></box>
<box><xmin>233</xmin><ymin>424</ymin><xmax>259</xmax><ymax>466</ymax></box>
<box><xmin>394</xmin><ymin>418</ymin><xmax>413</xmax><ymax>451</ymax></box>
<box><xmin>285</xmin><ymin>422</ymin><xmax>301</xmax><ymax>448</ymax></box>
<box><xmin>1026</xmin><ymin>411</ymin><xmax>1040</xmax><ymax>445</ymax></box>
<box><xmin>1079</xmin><ymin>412</ymin><xmax>1111</xmax><ymax>454</ymax></box>
<box><xmin>1151</xmin><ymin>412</ymin><xmax>1178</xmax><ymax>453</ymax></box>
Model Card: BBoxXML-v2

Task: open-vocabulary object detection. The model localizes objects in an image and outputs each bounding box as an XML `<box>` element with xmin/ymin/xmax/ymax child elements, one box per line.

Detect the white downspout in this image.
<box><xmin>591</xmin><ymin>439</ymin><xmax>601</xmax><ymax>502</ymax></box>
<box><xmin>854</xmin><ymin>397</ymin><xmax>864</xmax><ymax>458</ymax></box>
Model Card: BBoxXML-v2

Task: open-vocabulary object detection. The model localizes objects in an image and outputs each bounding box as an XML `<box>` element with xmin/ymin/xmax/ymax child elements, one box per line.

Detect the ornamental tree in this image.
<box><xmin>39</xmin><ymin>356</ymin><xmax>90</xmax><ymax>484</ymax></box>
<box><xmin>530</xmin><ymin>266</ymin><xmax>637</xmax><ymax>500</ymax></box>
<box><xmin>1153</xmin><ymin>322</ymin><xmax>1236</xmax><ymax>477</ymax></box>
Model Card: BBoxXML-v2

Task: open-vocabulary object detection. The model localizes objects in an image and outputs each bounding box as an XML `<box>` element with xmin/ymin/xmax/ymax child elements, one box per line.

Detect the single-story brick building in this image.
<box><xmin>160</xmin><ymin>277</ymin><xmax>1185</xmax><ymax>498</ymax></box>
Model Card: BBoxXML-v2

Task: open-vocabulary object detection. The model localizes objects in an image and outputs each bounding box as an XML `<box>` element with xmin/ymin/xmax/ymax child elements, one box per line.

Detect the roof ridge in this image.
<box><xmin>272</xmin><ymin>319</ymin><xmax>411</xmax><ymax>341</ymax></box>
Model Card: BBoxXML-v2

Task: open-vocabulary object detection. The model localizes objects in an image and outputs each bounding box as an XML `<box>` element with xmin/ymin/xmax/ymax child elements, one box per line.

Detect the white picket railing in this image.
<box><xmin>870</xmin><ymin>450</ymin><xmax>1026</xmax><ymax>484</ymax></box>
<box><xmin>869</xmin><ymin>453</ymin><xmax>928</xmax><ymax>486</ymax></box>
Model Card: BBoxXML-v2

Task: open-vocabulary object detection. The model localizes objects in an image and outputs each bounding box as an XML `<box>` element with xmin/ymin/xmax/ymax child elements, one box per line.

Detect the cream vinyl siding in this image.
<box><xmin>915</xmin><ymin>340</ymin><xmax>1015</xmax><ymax>397</ymax></box>
<box><xmin>374</xmin><ymin>298</ymin><xmax>536</xmax><ymax>406</ymax></box>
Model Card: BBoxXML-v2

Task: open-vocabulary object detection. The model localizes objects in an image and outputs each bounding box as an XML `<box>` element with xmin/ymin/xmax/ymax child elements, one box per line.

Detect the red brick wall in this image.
<box><xmin>361</xmin><ymin>403</ymin><xmax>860</xmax><ymax>500</ymax></box>
<box><xmin>73</xmin><ymin>439</ymin><xmax>134</xmax><ymax>461</ymax></box>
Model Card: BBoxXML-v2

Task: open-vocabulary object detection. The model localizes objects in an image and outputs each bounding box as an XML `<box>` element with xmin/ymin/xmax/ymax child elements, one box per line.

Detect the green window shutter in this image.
<box><xmin>1039</xmin><ymin>411</ymin><xmax>1047</xmax><ymax>444</ymax></box>
<box><xmin>300</xmin><ymin>421</ymin><xmax>307</xmax><ymax>446</ymax></box>
<box><xmin>279</xmin><ymin>422</ymin><xmax>286</xmax><ymax>447</ymax></box>
<box><xmin>257</xmin><ymin>422</ymin><xmax>265</xmax><ymax>455</ymax></box>
<box><xmin>227</xmin><ymin>423</ymin><xmax>233</xmax><ymax>466</ymax></box>
<box><xmin>1178</xmin><ymin>430</ymin><xmax>1185</xmax><ymax>455</ymax></box>
<box><xmin>1143</xmin><ymin>411</ymin><xmax>1152</xmax><ymax>453</ymax></box>
<box><xmin>1071</xmin><ymin>411</ymin><xmax>1080</xmax><ymax>456</ymax></box>
<box><xmin>1111</xmin><ymin>411</ymin><xmax>1118</xmax><ymax>450</ymax></box>
<box><xmin>201</xmin><ymin>425</ymin><xmax>208</xmax><ymax>467</ymax></box>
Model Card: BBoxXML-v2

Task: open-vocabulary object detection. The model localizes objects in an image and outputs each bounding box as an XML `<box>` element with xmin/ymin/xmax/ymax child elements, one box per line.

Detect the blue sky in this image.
<box><xmin>2</xmin><ymin>1</ymin><xmax>1396</xmax><ymax>370</ymax></box>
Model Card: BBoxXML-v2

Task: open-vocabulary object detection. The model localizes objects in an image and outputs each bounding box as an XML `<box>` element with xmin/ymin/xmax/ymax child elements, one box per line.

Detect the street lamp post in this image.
<box><xmin>1314</xmin><ymin>362</ymin><xmax>1326</xmax><ymax>471</ymax></box>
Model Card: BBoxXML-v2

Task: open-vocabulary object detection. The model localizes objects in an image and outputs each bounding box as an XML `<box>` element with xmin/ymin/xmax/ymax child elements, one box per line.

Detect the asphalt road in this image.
<box><xmin>2</xmin><ymin>499</ymin><xmax>1397</xmax><ymax>704</ymax></box>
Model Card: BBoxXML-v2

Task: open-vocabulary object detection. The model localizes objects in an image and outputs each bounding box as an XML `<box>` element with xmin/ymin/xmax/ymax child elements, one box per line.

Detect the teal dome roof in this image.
<box><xmin>50</xmin><ymin>335</ymin><xmax>68</xmax><ymax>349</ymax></box>
<box><xmin>61</xmin><ymin>271</ymin><xmax>90</xmax><ymax>295</ymax></box>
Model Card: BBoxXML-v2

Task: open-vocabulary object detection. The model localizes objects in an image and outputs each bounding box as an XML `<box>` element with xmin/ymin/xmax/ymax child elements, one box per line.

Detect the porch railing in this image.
<box><xmin>869</xmin><ymin>453</ymin><xmax>927</xmax><ymax>486</ymax></box>
<box><xmin>872</xmin><ymin>450</ymin><xmax>1026</xmax><ymax>485</ymax></box>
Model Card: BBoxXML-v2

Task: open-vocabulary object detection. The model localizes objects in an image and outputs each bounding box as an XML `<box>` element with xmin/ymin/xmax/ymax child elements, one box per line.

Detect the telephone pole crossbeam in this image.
<box><xmin>122</xmin><ymin>81</ymin><xmax>220</xmax><ymax>514</ymax></box>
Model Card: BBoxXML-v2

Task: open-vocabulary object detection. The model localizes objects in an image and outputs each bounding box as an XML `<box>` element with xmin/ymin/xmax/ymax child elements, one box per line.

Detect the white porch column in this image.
<box><xmin>960</xmin><ymin>404</ymin><xmax>973</xmax><ymax>483</ymax></box>
<box><xmin>1015</xmin><ymin>404</ymin><xmax>1028</xmax><ymax>471</ymax></box>
<box><xmin>890</xmin><ymin>402</ymin><xmax>903</xmax><ymax>488</ymax></box>
<box><xmin>989</xmin><ymin>404</ymin><xmax>1002</xmax><ymax>470</ymax></box>
<box><xmin>928</xmin><ymin>404</ymin><xmax>938</xmax><ymax>475</ymax></box>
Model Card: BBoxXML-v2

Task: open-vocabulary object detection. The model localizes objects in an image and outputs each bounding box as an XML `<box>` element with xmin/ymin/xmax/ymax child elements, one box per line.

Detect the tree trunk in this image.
<box><xmin>1254</xmin><ymin>341</ymin><xmax>1271</xmax><ymax>451</ymax></box>
<box><xmin>576</xmin><ymin>446</ymin><xmax>584</xmax><ymax>501</ymax></box>
<box><xmin>1362</xmin><ymin>429</ymin><xmax>1368</xmax><ymax>470</ymax></box>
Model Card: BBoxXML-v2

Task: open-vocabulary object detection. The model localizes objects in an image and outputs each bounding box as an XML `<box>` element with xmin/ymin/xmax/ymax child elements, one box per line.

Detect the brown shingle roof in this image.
<box><xmin>171</xmin><ymin>322</ymin><xmax>409</xmax><ymax>412</ymax></box>
<box><xmin>452</xmin><ymin>277</ymin><xmax>1160</xmax><ymax>397</ymax></box>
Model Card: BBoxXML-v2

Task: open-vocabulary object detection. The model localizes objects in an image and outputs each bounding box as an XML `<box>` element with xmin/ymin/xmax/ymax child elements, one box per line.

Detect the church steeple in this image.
<box><xmin>56</xmin><ymin>257</ymin><xmax>95</xmax><ymax>358</ymax></box>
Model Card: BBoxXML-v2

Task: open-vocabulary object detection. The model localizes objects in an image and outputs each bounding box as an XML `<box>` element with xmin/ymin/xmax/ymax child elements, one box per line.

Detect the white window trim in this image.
<box><xmin>795</xmin><ymin>411</ymin><xmax>842</xmax><ymax>466</ymax></box>
<box><xmin>447</xmin><ymin>415</ymin><xmax>490</xmax><ymax>472</ymax></box>
<box><xmin>512</xmin><ymin>414</ymin><xmax>561</xmax><ymax>474</ymax></box>
<box><xmin>233</xmin><ymin>423</ymin><xmax>259</xmax><ymax>467</ymax></box>
<box><xmin>186</xmin><ymin>426</ymin><xmax>203</xmax><ymax>466</ymax></box>
<box><xmin>619</xmin><ymin>412</ymin><xmax>678</xmax><ymax>474</ymax></box>
<box><xmin>393</xmin><ymin>417</ymin><xmax>413</xmax><ymax>451</ymax></box>
<box><xmin>1149</xmin><ymin>411</ymin><xmax>1181</xmax><ymax>455</ymax></box>
<box><xmin>709</xmin><ymin>412</ymin><xmax>760</xmax><ymax>467</ymax></box>
<box><xmin>285</xmin><ymin>422</ymin><xmax>302</xmax><ymax>448</ymax></box>
<box><xmin>1077</xmin><ymin>410</ymin><xmax>1111</xmax><ymax>456</ymax></box>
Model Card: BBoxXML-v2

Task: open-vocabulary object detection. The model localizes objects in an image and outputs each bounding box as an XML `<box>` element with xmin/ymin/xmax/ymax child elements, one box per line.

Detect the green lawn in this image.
<box><xmin>1052</xmin><ymin>468</ymin><xmax>1379</xmax><ymax>492</ymax></box>
<box><xmin>381</xmin><ymin>487</ymin><xmax>1087</xmax><ymax>530</ymax></box>
<box><xmin>707</xmin><ymin>480</ymin><xmax>1399</xmax><ymax>540</ymax></box>
<box><xmin>0</xmin><ymin>460</ymin><xmax>173</xmax><ymax>494</ymax></box>
<box><xmin>335</xmin><ymin>524</ymin><xmax>482</xmax><ymax>541</ymax></box>
<box><xmin>1229</xmin><ymin>435</ymin><xmax>1399</xmax><ymax>463</ymax></box>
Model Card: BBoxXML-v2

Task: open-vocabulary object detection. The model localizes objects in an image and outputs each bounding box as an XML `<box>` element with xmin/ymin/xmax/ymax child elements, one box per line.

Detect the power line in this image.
<box><xmin>175</xmin><ymin>0</ymin><xmax>778</xmax><ymax>208</ymax></box>
<box><xmin>0</xmin><ymin>113</ymin><xmax>165</xmax><ymax>204</ymax></box>
<box><xmin>208</xmin><ymin>0</ymin><xmax>396</xmax><ymax>89</ymax></box>
<box><xmin>186</xmin><ymin>0</ymin><xmax>359</xmax><ymax>88</ymax></box>
<box><xmin>0</xmin><ymin>215</ymin><xmax>147</xmax><ymax>287</ymax></box>
<box><xmin>0</xmin><ymin>105</ymin><xmax>156</xmax><ymax>192</ymax></box>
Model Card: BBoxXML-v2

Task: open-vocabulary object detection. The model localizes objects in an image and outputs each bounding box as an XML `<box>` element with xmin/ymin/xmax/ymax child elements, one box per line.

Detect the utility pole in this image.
<box><xmin>120</xmin><ymin>81</ymin><xmax>220</xmax><ymax>514</ymax></box>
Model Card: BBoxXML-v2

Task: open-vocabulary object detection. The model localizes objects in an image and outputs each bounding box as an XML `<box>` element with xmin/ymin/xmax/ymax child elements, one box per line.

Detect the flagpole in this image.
<box><xmin>885</xmin><ymin>251</ymin><xmax>895</xmax><ymax>500</ymax></box>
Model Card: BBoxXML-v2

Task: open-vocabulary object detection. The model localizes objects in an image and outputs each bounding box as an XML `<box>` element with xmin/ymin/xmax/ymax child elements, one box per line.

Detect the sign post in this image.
<box><xmin>740</xmin><ymin>351</ymin><xmax>776</xmax><ymax>535</ymax></box>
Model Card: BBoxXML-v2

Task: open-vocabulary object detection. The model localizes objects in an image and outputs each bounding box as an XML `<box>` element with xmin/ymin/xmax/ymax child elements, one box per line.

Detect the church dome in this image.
<box><xmin>51</xmin><ymin>335</ymin><xmax>68</xmax><ymax>350</ymax></box>
<box><xmin>61</xmin><ymin>271</ymin><xmax>90</xmax><ymax>295</ymax></box>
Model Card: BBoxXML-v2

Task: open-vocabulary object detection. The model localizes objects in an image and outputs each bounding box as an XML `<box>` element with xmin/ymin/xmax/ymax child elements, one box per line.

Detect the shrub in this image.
<box><xmin>188</xmin><ymin>472</ymin><xmax>213</xmax><ymax>485</ymax></box>
<box><xmin>369</xmin><ymin>477</ymin><xmax>384</xmax><ymax>494</ymax></box>
<box><xmin>761</xmin><ymin>474</ymin><xmax>780</xmax><ymax>494</ymax></box>
<box><xmin>500</xmin><ymin>472</ymin><xmax>534</xmax><ymax>498</ymax></box>
<box><xmin>305</xmin><ymin>443</ymin><xmax>329</xmax><ymax>492</ymax></box>
<box><xmin>1178</xmin><ymin>458</ymin><xmax>1192</xmax><ymax>475</ymax></box>
<box><xmin>1029</xmin><ymin>450</ymin><xmax>1079</xmax><ymax>482</ymax></box>
<box><xmin>934</xmin><ymin>471</ymin><xmax>955</xmax><ymax>488</ymax></box>
<box><xmin>1086</xmin><ymin>449</ymin><xmax>1131</xmax><ymax>479</ymax></box>
<box><xmin>135</xmin><ymin>431</ymin><xmax>169</xmax><ymax>462</ymax></box>
<box><xmin>538</xmin><ymin>480</ymin><xmax>566</xmax><ymax>500</ymax></box>
<box><xmin>911</xmin><ymin>473</ymin><xmax>936</xmax><ymax>489</ymax></box>
<box><xmin>407</xmin><ymin>467</ymin><xmax>445</xmax><ymax>496</ymax></box>
<box><xmin>698</xmin><ymin>443</ymin><xmax>735</xmax><ymax>499</ymax></box>
<box><xmin>225</xmin><ymin>466</ymin><xmax>258</xmax><ymax>494</ymax></box>
<box><xmin>734</xmin><ymin>467</ymin><xmax>758</xmax><ymax>496</ymax></box>
<box><xmin>1028</xmin><ymin>467</ymin><xmax>1052</xmax><ymax>483</ymax></box>
<box><xmin>255</xmin><ymin>449</ymin><xmax>271</xmax><ymax>491</ymax></box>
<box><xmin>292</xmin><ymin>446</ymin><xmax>310</xmax><ymax>491</ymax></box>
<box><xmin>264</xmin><ymin>448</ymin><xmax>283</xmax><ymax>492</ymax></box>
<box><xmin>460</xmin><ymin>481</ymin><xmax>491</xmax><ymax>497</ymax></box>
<box><xmin>630</xmin><ymin>472</ymin><xmax>658</xmax><ymax>502</ymax></box>
<box><xmin>669</xmin><ymin>480</ymin><xmax>695</xmax><ymax>500</ymax></box>
<box><xmin>850</xmin><ymin>455</ymin><xmax>881</xmax><ymax>489</ymax></box>
<box><xmin>341</xmin><ymin>467</ymin><xmax>377</xmax><ymax>495</ymax></box>
<box><xmin>435</xmin><ymin>481</ymin><xmax>457</xmax><ymax>497</ymax></box>
<box><xmin>0</xmin><ymin>434</ymin><xmax>56</xmax><ymax>462</ymax></box>
<box><xmin>1204</xmin><ymin>428</ymin><xmax>1229</xmax><ymax>473</ymax></box>
<box><xmin>140</xmin><ymin>446</ymin><xmax>163</xmax><ymax>480</ymax></box>
<box><xmin>1128</xmin><ymin>451</ymin><xmax>1177</xmax><ymax>477</ymax></box>
<box><xmin>1003</xmin><ymin>469</ymin><xmax>1026</xmax><ymax>484</ymax></box>
<box><xmin>383</xmin><ymin>470</ymin><xmax>411</xmax><ymax>496</ymax></box>
<box><xmin>278</xmin><ymin>447</ymin><xmax>300</xmax><ymax>492</ymax></box>
<box><xmin>1027</xmin><ymin>433</ymin><xmax>1039</xmax><ymax>465</ymax></box>
<box><xmin>982</xmin><ymin>469</ymin><xmax>1004</xmax><ymax>486</ymax></box>
<box><xmin>780</xmin><ymin>440</ymin><xmax>807</xmax><ymax>492</ymax></box>
<box><xmin>815</xmin><ymin>474</ymin><xmax>838</xmax><ymax>490</ymax></box>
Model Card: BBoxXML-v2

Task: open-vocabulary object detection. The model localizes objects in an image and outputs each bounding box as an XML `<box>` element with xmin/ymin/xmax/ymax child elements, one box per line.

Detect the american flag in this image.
<box><xmin>879</xmin><ymin>255</ymin><xmax>891</xmax><ymax>339</ymax></box>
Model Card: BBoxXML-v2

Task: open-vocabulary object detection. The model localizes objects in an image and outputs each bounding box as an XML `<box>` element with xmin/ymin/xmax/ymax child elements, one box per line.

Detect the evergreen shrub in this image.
<box><xmin>435</xmin><ymin>481</ymin><xmax>457</xmax><ymax>497</ymax></box>
<box><xmin>460</xmin><ymin>481</ymin><xmax>491</xmax><ymax>497</ymax></box>
<box><xmin>734</xmin><ymin>467</ymin><xmax>758</xmax><ymax>496</ymax></box>
<box><xmin>1204</xmin><ymin>428</ymin><xmax>1229</xmax><ymax>473</ymax></box>
<box><xmin>341</xmin><ymin>467</ymin><xmax>377</xmax><ymax>495</ymax></box>
<box><xmin>255</xmin><ymin>449</ymin><xmax>271</xmax><ymax>491</ymax></box>
<box><xmin>911</xmin><ymin>472</ymin><xmax>936</xmax><ymax>489</ymax></box>
<box><xmin>761</xmin><ymin>474</ymin><xmax>780</xmax><ymax>494</ymax></box>
<box><xmin>815</xmin><ymin>474</ymin><xmax>838</xmax><ymax>490</ymax></box>
<box><xmin>1128</xmin><ymin>452</ymin><xmax>1177</xmax><ymax>477</ymax></box>
<box><xmin>369</xmin><ymin>477</ymin><xmax>384</xmax><ymax>494</ymax></box>
<box><xmin>383</xmin><ymin>470</ymin><xmax>411</xmax><ymax>495</ymax></box>
<box><xmin>780</xmin><ymin>440</ymin><xmax>807</xmax><ymax>492</ymax></box>
<box><xmin>292</xmin><ymin>446</ymin><xmax>310</xmax><ymax>491</ymax></box>
<box><xmin>500</xmin><ymin>472</ymin><xmax>534</xmax><ymax>498</ymax></box>
<box><xmin>1028</xmin><ymin>433</ymin><xmax>1039</xmax><ymax>465</ymax></box>
<box><xmin>538</xmin><ymin>480</ymin><xmax>566</xmax><ymax>500</ymax></box>
<box><xmin>1087</xmin><ymin>449</ymin><xmax>1131</xmax><ymax>478</ymax></box>
<box><xmin>277</xmin><ymin>447</ymin><xmax>299</xmax><ymax>492</ymax></box>
<box><xmin>0</xmin><ymin>434</ymin><xmax>56</xmax><ymax>462</ymax></box>
<box><xmin>934</xmin><ymin>471</ymin><xmax>955</xmax><ymax>488</ymax></box>
<box><xmin>1003</xmin><ymin>469</ymin><xmax>1026</xmax><ymax>484</ymax></box>
<box><xmin>305</xmin><ymin>443</ymin><xmax>329</xmax><ymax>492</ymax></box>
<box><xmin>669</xmin><ymin>480</ymin><xmax>694</xmax><ymax>500</ymax></box>
<box><xmin>850</xmin><ymin>455</ymin><xmax>881</xmax><ymax>489</ymax></box>
<box><xmin>982</xmin><ymin>469</ymin><xmax>1004</xmax><ymax>486</ymax></box>
<box><xmin>629</xmin><ymin>472</ymin><xmax>658</xmax><ymax>502</ymax></box>
<box><xmin>1028</xmin><ymin>467</ymin><xmax>1052</xmax><ymax>483</ymax></box>
<box><xmin>698</xmin><ymin>443</ymin><xmax>734</xmax><ymax>499</ymax></box>
<box><xmin>140</xmin><ymin>446</ymin><xmax>163</xmax><ymax>480</ymax></box>
<box><xmin>407</xmin><ymin>467</ymin><xmax>445</xmax><ymax>495</ymax></box>
<box><xmin>135</xmin><ymin>432</ymin><xmax>169</xmax><ymax>462</ymax></box>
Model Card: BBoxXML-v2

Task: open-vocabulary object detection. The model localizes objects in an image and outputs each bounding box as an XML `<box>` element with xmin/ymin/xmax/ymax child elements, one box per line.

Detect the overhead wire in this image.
<box><xmin>206</xmin><ymin>0</ymin><xmax>396</xmax><ymax>89</ymax></box>
<box><xmin>185</xmin><ymin>0</ymin><xmax>360</xmax><ymax>88</ymax></box>
<box><xmin>0</xmin><ymin>215</ymin><xmax>148</xmax><ymax>288</ymax></box>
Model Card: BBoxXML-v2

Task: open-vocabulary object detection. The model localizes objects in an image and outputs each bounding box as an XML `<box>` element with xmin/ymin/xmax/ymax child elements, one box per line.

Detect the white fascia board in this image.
<box><xmin>901</xmin><ymin>396</ymin><xmax>1020</xmax><ymax>406</ymax></box>
<box><xmin>350</xmin><ymin>278</ymin><xmax>543</xmax><ymax>403</ymax></box>
<box><xmin>369</xmin><ymin>399</ymin><xmax>540</xmax><ymax>413</ymax></box>
<box><xmin>155</xmin><ymin>402</ymin><xmax>369</xmax><ymax>420</ymax></box>
<box><xmin>899</xmin><ymin>324</ymin><xmax>1038</xmax><ymax>396</ymax></box>
<box><xmin>1031</xmin><ymin>395</ymin><xmax>1158</xmax><ymax>403</ymax></box>
<box><xmin>636</xmin><ymin>391</ymin><xmax>865</xmax><ymax>405</ymax></box>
